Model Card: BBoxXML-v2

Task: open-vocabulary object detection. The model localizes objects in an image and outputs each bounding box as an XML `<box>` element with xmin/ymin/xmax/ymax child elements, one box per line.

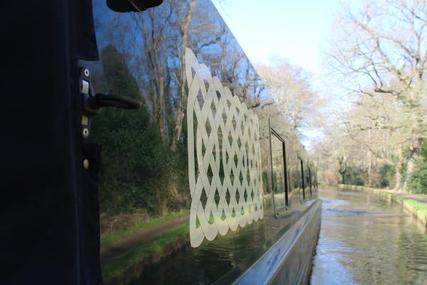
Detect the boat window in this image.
<box><xmin>80</xmin><ymin>0</ymin><xmax>318</xmax><ymax>283</ymax></box>
<box><xmin>271</xmin><ymin>133</ymin><xmax>285</xmax><ymax>212</ymax></box>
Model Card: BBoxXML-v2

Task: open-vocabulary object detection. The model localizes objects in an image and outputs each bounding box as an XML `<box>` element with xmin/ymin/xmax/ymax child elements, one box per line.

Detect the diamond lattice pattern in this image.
<box><xmin>185</xmin><ymin>48</ymin><xmax>263</xmax><ymax>248</ymax></box>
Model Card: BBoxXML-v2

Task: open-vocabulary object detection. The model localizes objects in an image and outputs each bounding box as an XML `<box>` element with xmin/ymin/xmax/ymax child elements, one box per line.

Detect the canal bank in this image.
<box><xmin>337</xmin><ymin>184</ymin><xmax>427</xmax><ymax>230</ymax></box>
<box><xmin>311</xmin><ymin>187</ymin><xmax>427</xmax><ymax>284</ymax></box>
<box><xmin>99</xmin><ymin>196</ymin><xmax>321</xmax><ymax>284</ymax></box>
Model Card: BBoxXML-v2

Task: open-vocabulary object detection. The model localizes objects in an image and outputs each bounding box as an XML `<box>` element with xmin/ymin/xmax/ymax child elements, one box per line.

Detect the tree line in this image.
<box><xmin>313</xmin><ymin>0</ymin><xmax>427</xmax><ymax>193</ymax></box>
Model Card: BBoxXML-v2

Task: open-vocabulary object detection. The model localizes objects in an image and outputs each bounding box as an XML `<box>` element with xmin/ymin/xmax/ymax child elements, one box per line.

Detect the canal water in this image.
<box><xmin>311</xmin><ymin>188</ymin><xmax>427</xmax><ymax>285</ymax></box>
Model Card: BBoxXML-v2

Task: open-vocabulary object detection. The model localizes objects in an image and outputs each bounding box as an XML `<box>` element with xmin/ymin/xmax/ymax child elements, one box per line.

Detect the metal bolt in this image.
<box><xmin>84</xmin><ymin>68</ymin><xmax>90</xmax><ymax>77</ymax></box>
<box><xmin>83</xmin><ymin>128</ymin><xmax>90</xmax><ymax>138</ymax></box>
<box><xmin>83</xmin><ymin>159</ymin><xmax>90</xmax><ymax>169</ymax></box>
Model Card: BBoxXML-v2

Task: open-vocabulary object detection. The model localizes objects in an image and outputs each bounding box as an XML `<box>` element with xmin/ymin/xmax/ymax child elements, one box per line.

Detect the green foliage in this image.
<box><xmin>376</xmin><ymin>164</ymin><xmax>395</xmax><ymax>188</ymax></box>
<box><xmin>262</xmin><ymin>171</ymin><xmax>269</xmax><ymax>193</ymax></box>
<box><xmin>92</xmin><ymin>45</ymin><xmax>188</xmax><ymax>215</ymax></box>
<box><xmin>93</xmin><ymin>107</ymin><xmax>171</xmax><ymax>214</ymax></box>
<box><xmin>343</xmin><ymin>166</ymin><xmax>366</xmax><ymax>186</ymax></box>
<box><xmin>408</xmin><ymin>141</ymin><xmax>427</xmax><ymax>194</ymax></box>
<box><xmin>101</xmin><ymin>45</ymin><xmax>141</xmax><ymax>100</ymax></box>
<box><xmin>290</xmin><ymin>169</ymin><xmax>301</xmax><ymax>190</ymax></box>
<box><xmin>421</xmin><ymin>139</ymin><xmax>427</xmax><ymax>158</ymax></box>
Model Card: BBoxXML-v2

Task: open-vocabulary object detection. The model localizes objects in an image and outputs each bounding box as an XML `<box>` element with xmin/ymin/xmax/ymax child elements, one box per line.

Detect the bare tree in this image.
<box><xmin>341</xmin><ymin>94</ymin><xmax>411</xmax><ymax>187</ymax></box>
<box><xmin>329</xmin><ymin>0</ymin><xmax>427</xmax><ymax>186</ymax></box>
<box><xmin>257</xmin><ymin>60</ymin><xmax>324</xmax><ymax>138</ymax></box>
<box><xmin>170</xmin><ymin>0</ymin><xmax>197</xmax><ymax>151</ymax></box>
<box><xmin>171</xmin><ymin>0</ymin><xmax>229</xmax><ymax>150</ymax></box>
<box><xmin>130</xmin><ymin>4</ymin><xmax>175</xmax><ymax>144</ymax></box>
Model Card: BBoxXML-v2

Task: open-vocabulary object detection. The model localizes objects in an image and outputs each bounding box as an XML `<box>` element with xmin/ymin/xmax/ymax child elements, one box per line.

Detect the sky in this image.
<box><xmin>212</xmin><ymin>0</ymin><xmax>341</xmax><ymax>73</ymax></box>
<box><xmin>211</xmin><ymin>0</ymin><xmax>344</xmax><ymax>149</ymax></box>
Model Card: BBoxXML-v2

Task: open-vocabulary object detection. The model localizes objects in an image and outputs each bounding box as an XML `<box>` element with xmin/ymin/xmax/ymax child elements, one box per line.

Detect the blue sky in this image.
<box><xmin>212</xmin><ymin>0</ymin><xmax>341</xmax><ymax>73</ymax></box>
<box><xmin>212</xmin><ymin>0</ymin><xmax>346</xmax><ymax>148</ymax></box>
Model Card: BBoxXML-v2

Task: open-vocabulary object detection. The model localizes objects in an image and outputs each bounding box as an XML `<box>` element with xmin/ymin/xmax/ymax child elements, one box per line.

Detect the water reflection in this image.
<box><xmin>129</xmin><ymin>221</ymin><xmax>269</xmax><ymax>284</ymax></box>
<box><xmin>86</xmin><ymin>0</ymin><xmax>319</xmax><ymax>282</ymax></box>
<box><xmin>126</xmin><ymin>207</ymin><xmax>311</xmax><ymax>284</ymax></box>
<box><xmin>311</xmin><ymin>188</ymin><xmax>427</xmax><ymax>285</ymax></box>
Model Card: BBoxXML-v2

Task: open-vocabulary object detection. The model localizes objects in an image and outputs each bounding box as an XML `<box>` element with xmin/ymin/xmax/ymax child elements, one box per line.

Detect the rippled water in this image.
<box><xmin>311</xmin><ymin>188</ymin><xmax>427</xmax><ymax>285</ymax></box>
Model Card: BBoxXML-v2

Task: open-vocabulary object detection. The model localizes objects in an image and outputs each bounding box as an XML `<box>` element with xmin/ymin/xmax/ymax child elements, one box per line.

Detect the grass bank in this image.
<box><xmin>101</xmin><ymin>209</ymin><xmax>189</xmax><ymax>251</ymax></box>
<box><xmin>103</xmin><ymin>222</ymin><xmax>189</xmax><ymax>285</ymax></box>
<box><xmin>100</xmin><ymin>210</ymin><xmax>190</xmax><ymax>284</ymax></box>
<box><xmin>336</xmin><ymin>184</ymin><xmax>427</xmax><ymax>230</ymax></box>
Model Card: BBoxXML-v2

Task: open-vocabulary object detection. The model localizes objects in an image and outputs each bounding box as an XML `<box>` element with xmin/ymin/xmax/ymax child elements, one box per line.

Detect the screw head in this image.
<box><xmin>83</xmin><ymin>159</ymin><xmax>90</xmax><ymax>169</ymax></box>
<box><xmin>83</xmin><ymin>128</ymin><xmax>90</xmax><ymax>138</ymax></box>
<box><xmin>84</xmin><ymin>68</ymin><xmax>90</xmax><ymax>77</ymax></box>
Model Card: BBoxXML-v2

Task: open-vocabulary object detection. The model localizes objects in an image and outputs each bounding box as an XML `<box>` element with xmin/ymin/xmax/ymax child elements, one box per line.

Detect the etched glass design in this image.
<box><xmin>186</xmin><ymin>48</ymin><xmax>263</xmax><ymax>247</ymax></box>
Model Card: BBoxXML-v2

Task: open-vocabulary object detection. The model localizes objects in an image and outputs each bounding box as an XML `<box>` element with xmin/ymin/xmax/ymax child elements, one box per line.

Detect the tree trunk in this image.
<box><xmin>403</xmin><ymin>144</ymin><xmax>420</xmax><ymax>191</ymax></box>
<box><xmin>338</xmin><ymin>170</ymin><xmax>346</xmax><ymax>185</ymax></box>
<box><xmin>367</xmin><ymin>151</ymin><xmax>372</xmax><ymax>187</ymax></box>
<box><xmin>157</xmin><ymin>64</ymin><xmax>168</xmax><ymax>144</ymax></box>
<box><xmin>402</xmin><ymin>107</ymin><xmax>423</xmax><ymax>191</ymax></box>
<box><xmin>171</xmin><ymin>0</ymin><xmax>197</xmax><ymax>151</ymax></box>
<box><xmin>393</xmin><ymin>146</ymin><xmax>404</xmax><ymax>191</ymax></box>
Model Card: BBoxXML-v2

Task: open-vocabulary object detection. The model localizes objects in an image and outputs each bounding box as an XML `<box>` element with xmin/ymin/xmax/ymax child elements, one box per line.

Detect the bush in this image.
<box><xmin>376</xmin><ymin>164</ymin><xmax>395</xmax><ymax>188</ymax></box>
<box><xmin>408</xmin><ymin>159</ymin><xmax>427</xmax><ymax>194</ymax></box>
<box><xmin>93</xmin><ymin>108</ymin><xmax>173</xmax><ymax>214</ymax></box>
<box><xmin>91</xmin><ymin>45</ymin><xmax>189</xmax><ymax>216</ymax></box>
<box><xmin>343</xmin><ymin>166</ymin><xmax>366</xmax><ymax>186</ymax></box>
<box><xmin>408</xmin><ymin>141</ymin><xmax>427</xmax><ymax>194</ymax></box>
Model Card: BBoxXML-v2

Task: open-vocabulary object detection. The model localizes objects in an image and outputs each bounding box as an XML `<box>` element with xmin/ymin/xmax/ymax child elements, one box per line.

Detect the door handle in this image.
<box><xmin>79</xmin><ymin>66</ymin><xmax>142</xmax><ymax>139</ymax></box>
<box><xmin>84</xmin><ymin>93</ymin><xmax>141</xmax><ymax>114</ymax></box>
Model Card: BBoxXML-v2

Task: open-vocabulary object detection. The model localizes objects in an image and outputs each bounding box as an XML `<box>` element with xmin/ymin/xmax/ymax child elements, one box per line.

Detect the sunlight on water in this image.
<box><xmin>311</xmin><ymin>188</ymin><xmax>427</xmax><ymax>285</ymax></box>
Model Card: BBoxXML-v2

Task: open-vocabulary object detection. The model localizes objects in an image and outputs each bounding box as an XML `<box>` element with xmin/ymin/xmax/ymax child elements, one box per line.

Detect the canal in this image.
<box><xmin>311</xmin><ymin>188</ymin><xmax>427</xmax><ymax>285</ymax></box>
